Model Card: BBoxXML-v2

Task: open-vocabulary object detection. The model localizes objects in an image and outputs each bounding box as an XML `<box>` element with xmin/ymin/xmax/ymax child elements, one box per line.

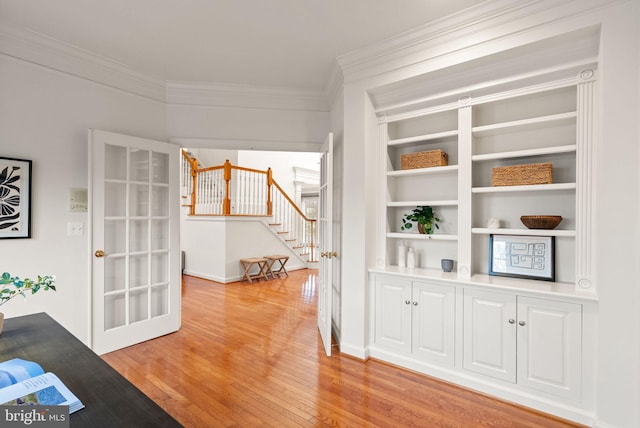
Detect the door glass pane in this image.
<box><xmin>130</xmin><ymin>184</ymin><xmax>149</xmax><ymax>217</ymax></box>
<box><xmin>151</xmin><ymin>252</ymin><xmax>168</xmax><ymax>284</ymax></box>
<box><xmin>151</xmin><ymin>219</ymin><xmax>169</xmax><ymax>250</ymax></box>
<box><xmin>104</xmin><ymin>257</ymin><xmax>126</xmax><ymax>292</ymax></box>
<box><xmin>105</xmin><ymin>293</ymin><xmax>126</xmax><ymax>329</ymax></box>
<box><xmin>129</xmin><ymin>289</ymin><xmax>149</xmax><ymax>324</ymax></box>
<box><xmin>151</xmin><ymin>285</ymin><xmax>169</xmax><ymax>318</ymax></box>
<box><xmin>130</xmin><ymin>149</ymin><xmax>149</xmax><ymax>182</ymax></box>
<box><xmin>130</xmin><ymin>254</ymin><xmax>148</xmax><ymax>288</ymax></box>
<box><xmin>105</xmin><ymin>144</ymin><xmax>126</xmax><ymax>180</ymax></box>
<box><xmin>151</xmin><ymin>185</ymin><xmax>169</xmax><ymax>216</ymax></box>
<box><xmin>152</xmin><ymin>152</ymin><xmax>169</xmax><ymax>184</ymax></box>
<box><xmin>105</xmin><ymin>219</ymin><xmax>126</xmax><ymax>254</ymax></box>
<box><xmin>130</xmin><ymin>219</ymin><xmax>149</xmax><ymax>252</ymax></box>
<box><xmin>105</xmin><ymin>182</ymin><xmax>126</xmax><ymax>216</ymax></box>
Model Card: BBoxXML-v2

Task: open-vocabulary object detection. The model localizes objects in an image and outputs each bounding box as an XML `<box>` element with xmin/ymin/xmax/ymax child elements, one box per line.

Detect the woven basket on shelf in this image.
<box><xmin>400</xmin><ymin>150</ymin><xmax>448</xmax><ymax>170</ymax></box>
<box><xmin>492</xmin><ymin>162</ymin><xmax>552</xmax><ymax>186</ymax></box>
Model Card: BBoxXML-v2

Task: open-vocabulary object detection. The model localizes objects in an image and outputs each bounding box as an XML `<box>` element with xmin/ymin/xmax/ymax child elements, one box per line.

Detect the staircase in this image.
<box><xmin>181</xmin><ymin>150</ymin><xmax>318</xmax><ymax>265</ymax></box>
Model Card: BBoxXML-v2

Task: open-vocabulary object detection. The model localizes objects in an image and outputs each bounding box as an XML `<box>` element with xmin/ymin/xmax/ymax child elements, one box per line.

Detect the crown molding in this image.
<box><xmin>369</xmin><ymin>24</ymin><xmax>601</xmax><ymax>114</ymax></box>
<box><xmin>0</xmin><ymin>24</ymin><xmax>166</xmax><ymax>102</ymax></box>
<box><xmin>323</xmin><ymin>61</ymin><xmax>344</xmax><ymax>107</ymax></box>
<box><xmin>166</xmin><ymin>81</ymin><xmax>329</xmax><ymax>112</ymax></box>
<box><xmin>337</xmin><ymin>0</ymin><xmax>546</xmax><ymax>82</ymax></box>
<box><xmin>336</xmin><ymin>0</ymin><xmax>621</xmax><ymax>85</ymax></box>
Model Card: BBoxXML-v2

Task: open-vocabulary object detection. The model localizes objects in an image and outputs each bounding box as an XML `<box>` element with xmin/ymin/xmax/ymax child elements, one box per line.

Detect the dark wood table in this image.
<box><xmin>0</xmin><ymin>313</ymin><xmax>182</xmax><ymax>427</ymax></box>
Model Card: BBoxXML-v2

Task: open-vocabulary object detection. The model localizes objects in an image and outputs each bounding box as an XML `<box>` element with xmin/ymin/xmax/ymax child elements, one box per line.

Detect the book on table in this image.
<box><xmin>0</xmin><ymin>358</ymin><xmax>84</xmax><ymax>414</ymax></box>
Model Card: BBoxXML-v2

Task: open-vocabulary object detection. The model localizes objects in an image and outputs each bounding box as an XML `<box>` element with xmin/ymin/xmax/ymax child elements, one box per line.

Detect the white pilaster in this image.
<box><xmin>457</xmin><ymin>98</ymin><xmax>473</xmax><ymax>279</ymax></box>
<box><xmin>575</xmin><ymin>69</ymin><xmax>597</xmax><ymax>293</ymax></box>
<box><xmin>377</xmin><ymin>119</ymin><xmax>389</xmax><ymax>267</ymax></box>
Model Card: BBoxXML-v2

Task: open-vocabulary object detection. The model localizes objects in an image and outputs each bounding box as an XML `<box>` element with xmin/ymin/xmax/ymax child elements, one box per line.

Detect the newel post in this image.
<box><xmin>189</xmin><ymin>158</ymin><xmax>198</xmax><ymax>216</ymax></box>
<box><xmin>266</xmin><ymin>168</ymin><xmax>273</xmax><ymax>216</ymax></box>
<box><xmin>223</xmin><ymin>160</ymin><xmax>232</xmax><ymax>215</ymax></box>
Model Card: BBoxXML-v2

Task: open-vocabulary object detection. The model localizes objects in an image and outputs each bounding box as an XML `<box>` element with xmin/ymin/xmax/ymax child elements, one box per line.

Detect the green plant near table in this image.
<box><xmin>0</xmin><ymin>272</ymin><xmax>56</xmax><ymax>308</ymax></box>
<box><xmin>401</xmin><ymin>205</ymin><xmax>441</xmax><ymax>234</ymax></box>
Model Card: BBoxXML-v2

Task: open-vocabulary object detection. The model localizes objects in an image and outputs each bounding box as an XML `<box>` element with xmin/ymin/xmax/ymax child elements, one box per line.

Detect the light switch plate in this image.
<box><xmin>68</xmin><ymin>222</ymin><xmax>84</xmax><ymax>236</ymax></box>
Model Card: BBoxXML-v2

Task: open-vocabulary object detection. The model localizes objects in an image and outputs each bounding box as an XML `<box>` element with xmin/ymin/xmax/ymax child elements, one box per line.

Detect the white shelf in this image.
<box><xmin>472</xmin><ymin>183</ymin><xmax>576</xmax><ymax>193</ymax></box>
<box><xmin>369</xmin><ymin>266</ymin><xmax>597</xmax><ymax>302</ymax></box>
<box><xmin>472</xmin><ymin>112</ymin><xmax>576</xmax><ymax>136</ymax></box>
<box><xmin>388</xmin><ymin>165</ymin><xmax>459</xmax><ymax>177</ymax></box>
<box><xmin>387</xmin><ymin>233</ymin><xmax>458</xmax><ymax>241</ymax></box>
<box><xmin>388</xmin><ymin>129</ymin><xmax>458</xmax><ymax>146</ymax></box>
<box><xmin>472</xmin><ymin>228</ymin><xmax>576</xmax><ymax>237</ymax></box>
<box><xmin>387</xmin><ymin>200</ymin><xmax>458</xmax><ymax>207</ymax></box>
<box><xmin>472</xmin><ymin>145</ymin><xmax>577</xmax><ymax>162</ymax></box>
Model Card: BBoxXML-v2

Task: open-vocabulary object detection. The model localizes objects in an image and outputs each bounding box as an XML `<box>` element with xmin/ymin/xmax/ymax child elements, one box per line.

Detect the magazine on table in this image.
<box><xmin>0</xmin><ymin>358</ymin><xmax>84</xmax><ymax>414</ymax></box>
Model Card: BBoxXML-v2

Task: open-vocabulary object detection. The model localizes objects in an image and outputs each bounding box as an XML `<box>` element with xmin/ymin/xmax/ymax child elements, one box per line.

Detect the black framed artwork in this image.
<box><xmin>0</xmin><ymin>157</ymin><xmax>32</xmax><ymax>239</ymax></box>
<box><xmin>489</xmin><ymin>234</ymin><xmax>555</xmax><ymax>282</ymax></box>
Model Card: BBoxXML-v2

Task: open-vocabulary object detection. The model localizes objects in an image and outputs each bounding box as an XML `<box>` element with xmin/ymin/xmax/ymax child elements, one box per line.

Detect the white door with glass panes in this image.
<box><xmin>89</xmin><ymin>129</ymin><xmax>181</xmax><ymax>355</ymax></box>
<box><xmin>317</xmin><ymin>133</ymin><xmax>334</xmax><ymax>356</ymax></box>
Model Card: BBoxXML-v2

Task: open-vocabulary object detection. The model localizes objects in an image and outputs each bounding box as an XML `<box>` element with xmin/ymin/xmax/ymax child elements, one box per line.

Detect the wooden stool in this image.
<box><xmin>264</xmin><ymin>255</ymin><xmax>289</xmax><ymax>279</ymax></box>
<box><xmin>240</xmin><ymin>258</ymin><xmax>269</xmax><ymax>283</ymax></box>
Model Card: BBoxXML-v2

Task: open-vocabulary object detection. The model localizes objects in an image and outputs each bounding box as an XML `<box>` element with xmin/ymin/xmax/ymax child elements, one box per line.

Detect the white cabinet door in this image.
<box><xmin>413</xmin><ymin>281</ymin><xmax>456</xmax><ymax>366</ymax></box>
<box><xmin>374</xmin><ymin>276</ymin><xmax>412</xmax><ymax>353</ymax></box>
<box><xmin>463</xmin><ymin>289</ymin><xmax>517</xmax><ymax>382</ymax></box>
<box><xmin>517</xmin><ymin>297</ymin><xmax>582</xmax><ymax>400</ymax></box>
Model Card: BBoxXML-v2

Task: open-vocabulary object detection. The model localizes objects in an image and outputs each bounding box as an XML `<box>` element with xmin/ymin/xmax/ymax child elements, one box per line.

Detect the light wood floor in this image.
<box><xmin>102</xmin><ymin>269</ymin><xmax>585</xmax><ymax>427</ymax></box>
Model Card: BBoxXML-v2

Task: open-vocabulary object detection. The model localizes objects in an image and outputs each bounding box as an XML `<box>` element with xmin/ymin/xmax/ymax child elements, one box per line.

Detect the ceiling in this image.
<box><xmin>0</xmin><ymin>0</ymin><xmax>484</xmax><ymax>92</ymax></box>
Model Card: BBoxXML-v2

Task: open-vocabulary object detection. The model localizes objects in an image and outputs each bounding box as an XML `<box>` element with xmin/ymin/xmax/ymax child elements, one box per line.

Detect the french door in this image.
<box><xmin>317</xmin><ymin>132</ymin><xmax>334</xmax><ymax>356</ymax></box>
<box><xmin>89</xmin><ymin>129</ymin><xmax>181</xmax><ymax>355</ymax></box>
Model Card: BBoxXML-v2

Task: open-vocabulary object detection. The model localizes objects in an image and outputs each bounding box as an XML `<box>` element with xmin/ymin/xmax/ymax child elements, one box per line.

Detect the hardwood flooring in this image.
<box><xmin>102</xmin><ymin>269</ymin><xmax>585</xmax><ymax>427</ymax></box>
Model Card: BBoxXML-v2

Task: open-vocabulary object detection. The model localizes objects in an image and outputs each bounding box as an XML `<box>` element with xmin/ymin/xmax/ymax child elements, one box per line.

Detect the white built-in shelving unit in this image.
<box><xmin>377</xmin><ymin>70</ymin><xmax>597</xmax><ymax>294</ymax></box>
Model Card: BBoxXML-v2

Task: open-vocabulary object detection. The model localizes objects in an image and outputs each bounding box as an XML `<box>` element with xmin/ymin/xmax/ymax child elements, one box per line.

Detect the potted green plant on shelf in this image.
<box><xmin>401</xmin><ymin>206</ymin><xmax>441</xmax><ymax>235</ymax></box>
<box><xmin>0</xmin><ymin>272</ymin><xmax>56</xmax><ymax>334</ymax></box>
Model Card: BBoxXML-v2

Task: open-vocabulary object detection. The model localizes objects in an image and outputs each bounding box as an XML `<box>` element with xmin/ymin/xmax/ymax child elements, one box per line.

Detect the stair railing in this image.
<box><xmin>181</xmin><ymin>151</ymin><xmax>317</xmax><ymax>261</ymax></box>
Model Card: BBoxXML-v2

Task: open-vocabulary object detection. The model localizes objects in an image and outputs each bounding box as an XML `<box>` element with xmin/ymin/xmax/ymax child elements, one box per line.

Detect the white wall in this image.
<box><xmin>594</xmin><ymin>3</ymin><xmax>640</xmax><ymax>427</ymax></box>
<box><xmin>181</xmin><ymin>216</ymin><xmax>307</xmax><ymax>283</ymax></box>
<box><xmin>0</xmin><ymin>55</ymin><xmax>167</xmax><ymax>343</ymax></box>
<box><xmin>167</xmin><ymin>103</ymin><xmax>329</xmax><ymax>150</ymax></box>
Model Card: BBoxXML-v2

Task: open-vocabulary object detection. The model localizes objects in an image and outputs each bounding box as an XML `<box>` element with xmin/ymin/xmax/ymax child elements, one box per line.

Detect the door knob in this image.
<box><xmin>519</xmin><ymin>321</ymin><xmax>526</xmax><ymax>326</ymax></box>
<box><xmin>95</xmin><ymin>250</ymin><xmax>105</xmax><ymax>258</ymax></box>
<box><xmin>508</xmin><ymin>319</ymin><xmax>515</xmax><ymax>324</ymax></box>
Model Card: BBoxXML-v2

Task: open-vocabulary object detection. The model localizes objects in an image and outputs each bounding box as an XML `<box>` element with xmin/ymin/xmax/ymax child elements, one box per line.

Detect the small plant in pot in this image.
<box><xmin>401</xmin><ymin>206</ymin><xmax>441</xmax><ymax>235</ymax></box>
<box><xmin>0</xmin><ymin>272</ymin><xmax>56</xmax><ymax>334</ymax></box>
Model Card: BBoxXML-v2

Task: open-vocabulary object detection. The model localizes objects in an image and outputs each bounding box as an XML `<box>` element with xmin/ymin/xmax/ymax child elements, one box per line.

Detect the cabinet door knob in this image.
<box><xmin>412</xmin><ymin>301</ymin><xmax>418</xmax><ymax>306</ymax></box>
<box><xmin>405</xmin><ymin>300</ymin><xmax>411</xmax><ymax>305</ymax></box>
<box><xmin>508</xmin><ymin>319</ymin><xmax>515</xmax><ymax>324</ymax></box>
<box><xmin>519</xmin><ymin>321</ymin><xmax>526</xmax><ymax>326</ymax></box>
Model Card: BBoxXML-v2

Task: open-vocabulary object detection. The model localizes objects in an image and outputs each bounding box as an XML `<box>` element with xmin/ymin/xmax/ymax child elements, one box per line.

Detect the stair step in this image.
<box><xmin>277</xmin><ymin>231</ymin><xmax>289</xmax><ymax>235</ymax></box>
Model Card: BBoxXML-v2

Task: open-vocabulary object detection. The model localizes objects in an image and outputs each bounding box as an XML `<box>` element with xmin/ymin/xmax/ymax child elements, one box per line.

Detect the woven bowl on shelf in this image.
<box><xmin>520</xmin><ymin>215</ymin><xmax>563</xmax><ymax>230</ymax></box>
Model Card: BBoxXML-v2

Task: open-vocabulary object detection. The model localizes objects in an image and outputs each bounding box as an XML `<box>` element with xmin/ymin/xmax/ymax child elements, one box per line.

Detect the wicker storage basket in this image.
<box><xmin>492</xmin><ymin>162</ymin><xmax>553</xmax><ymax>186</ymax></box>
<box><xmin>400</xmin><ymin>150</ymin><xmax>448</xmax><ymax>170</ymax></box>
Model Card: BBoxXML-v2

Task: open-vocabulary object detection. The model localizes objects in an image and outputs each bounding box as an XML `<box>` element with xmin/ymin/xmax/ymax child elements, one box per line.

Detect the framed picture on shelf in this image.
<box><xmin>0</xmin><ymin>157</ymin><xmax>32</xmax><ymax>239</ymax></box>
<box><xmin>489</xmin><ymin>234</ymin><xmax>555</xmax><ymax>282</ymax></box>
